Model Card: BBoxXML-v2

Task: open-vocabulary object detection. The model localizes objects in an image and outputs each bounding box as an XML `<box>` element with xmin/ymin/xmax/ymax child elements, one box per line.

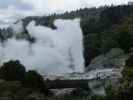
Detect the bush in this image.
<box><xmin>125</xmin><ymin>54</ymin><xmax>133</xmax><ymax>67</ymax></box>
<box><xmin>91</xmin><ymin>95</ymin><xmax>105</xmax><ymax>100</ymax></box>
<box><xmin>24</xmin><ymin>70</ymin><xmax>48</xmax><ymax>94</ymax></box>
<box><xmin>122</xmin><ymin>55</ymin><xmax>133</xmax><ymax>81</ymax></box>
<box><xmin>105</xmin><ymin>54</ymin><xmax>133</xmax><ymax>100</ymax></box>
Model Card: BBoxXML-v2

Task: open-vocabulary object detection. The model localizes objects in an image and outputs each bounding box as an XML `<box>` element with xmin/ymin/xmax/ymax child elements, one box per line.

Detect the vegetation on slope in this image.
<box><xmin>0</xmin><ymin>60</ymin><xmax>51</xmax><ymax>99</ymax></box>
<box><xmin>17</xmin><ymin>4</ymin><xmax>133</xmax><ymax>66</ymax></box>
<box><xmin>1</xmin><ymin>4</ymin><xmax>133</xmax><ymax>67</ymax></box>
<box><xmin>0</xmin><ymin>4</ymin><xmax>133</xmax><ymax>100</ymax></box>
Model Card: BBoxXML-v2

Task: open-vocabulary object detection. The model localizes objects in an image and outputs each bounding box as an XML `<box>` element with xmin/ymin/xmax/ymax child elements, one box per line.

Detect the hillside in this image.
<box><xmin>0</xmin><ymin>3</ymin><xmax>133</xmax><ymax>100</ymax></box>
<box><xmin>0</xmin><ymin>4</ymin><xmax>133</xmax><ymax>69</ymax></box>
<box><xmin>21</xmin><ymin>4</ymin><xmax>133</xmax><ymax>67</ymax></box>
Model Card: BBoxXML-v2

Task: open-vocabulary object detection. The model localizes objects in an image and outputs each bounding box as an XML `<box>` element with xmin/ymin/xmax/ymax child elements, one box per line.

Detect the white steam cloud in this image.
<box><xmin>0</xmin><ymin>19</ymin><xmax>84</xmax><ymax>75</ymax></box>
<box><xmin>10</xmin><ymin>20</ymin><xmax>24</xmax><ymax>34</ymax></box>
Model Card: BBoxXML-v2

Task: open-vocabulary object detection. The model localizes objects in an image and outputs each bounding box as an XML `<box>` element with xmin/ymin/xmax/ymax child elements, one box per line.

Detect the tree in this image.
<box><xmin>0</xmin><ymin>60</ymin><xmax>26</xmax><ymax>81</ymax></box>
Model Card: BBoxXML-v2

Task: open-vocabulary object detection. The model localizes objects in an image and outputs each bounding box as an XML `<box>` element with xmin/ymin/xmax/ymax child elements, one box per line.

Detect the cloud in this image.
<box><xmin>82</xmin><ymin>0</ymin><xmax>131</xmax><ymax>7</ymax></box>
<box><xmin>23</xmin><ymin>0</ymin><xmax>132</xmax><ymax>14</ymax></box>
<box><xmin>0</xmin><ymin>8</ymin><xmax>33</xmax><ymax>28</ymax></box>
<box><xmin>0</xmin><ymin>0</ymin><xmax>32</xmax><ymax>10</ymax></box>
<box><xmin>22</xmin><ymin>0</ymin><xmax>84</xmax><ymax>14</ymax></box>
<box><xmin>0</xmin><ymin>0</ymin><xmax>34</xmax><ymax>28</ymax></box>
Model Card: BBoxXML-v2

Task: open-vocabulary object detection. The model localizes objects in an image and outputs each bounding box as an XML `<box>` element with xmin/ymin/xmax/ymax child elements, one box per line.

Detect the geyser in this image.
<box><xmin>0</xmin><ymin>19</ymin><xmax>84</xmax><ymax>75</ymax></box>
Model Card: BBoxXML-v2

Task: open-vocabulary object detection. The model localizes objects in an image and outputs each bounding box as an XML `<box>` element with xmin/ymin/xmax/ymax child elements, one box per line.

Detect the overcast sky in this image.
<box><xmin>0</xmin><ymin>0</ymin><xmax>132</xmax><ymax>28</ymax></box>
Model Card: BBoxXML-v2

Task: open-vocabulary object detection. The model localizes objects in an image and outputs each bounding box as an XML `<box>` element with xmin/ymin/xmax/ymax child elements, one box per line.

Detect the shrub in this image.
<box><xmin>24</xmin><ymin>70</ymin><xmax>48</xmax><ymax>94</ymax></box>
<box><xmin>105</xmin><ymin>55</ymin><xmax>133</xmax><ymax>100</ymax></box>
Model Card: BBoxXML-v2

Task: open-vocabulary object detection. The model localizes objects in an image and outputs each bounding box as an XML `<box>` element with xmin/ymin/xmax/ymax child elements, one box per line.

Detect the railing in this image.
<box><xmin>45</xmin><ymin>68</ymin><xmax>122</xmax><ymax>89</ymax></box>
<box><xmin>46</xmin><ymin>77</ymin><xmax>120</xmax><ymax>89</ymax></box>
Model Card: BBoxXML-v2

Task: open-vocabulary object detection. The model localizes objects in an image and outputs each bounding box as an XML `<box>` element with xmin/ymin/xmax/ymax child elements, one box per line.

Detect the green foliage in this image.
<box><xmin>122</xmin><ymin>67</ymin><xmax>133</xmax><ymax>81</ymax></box>
<box><xmin>84</xmin><ymin>33</ymin><xmax>101</xmax><ymax>66</ymax></box>
<box><xmin>0</xmin><ymin>79</ymin><xmax>46</xmax><ymax>100</ymax></box>
<box><xmin>82</xmin><ymin>5</ymin><xmax>133</xmax><ymax>65</ymax></box>
<box><xmin>0</xmin><ymin>60</ymin><xmax>26</xmax><ymax>81</ymax></box>
<box><xmin>122</xmin><ymin>55</ymin><xmax>133</xmax><ymax>81</ymax></box>
<box><xmin>81</xmin><ymin>18</ymin><xmax>100</xmax><ymax>35</ymax></box>
<box><xmin>91</xmin><ymin>95</ymin><xmax>105</xmax><ymax>100</ymax></box>
<box><xmin>105</xmin><ymin>83</ymin><xmax>120</xmax><ymax>100</ymax></box>
<box><xmin>45</xmin><ymin>96</ymin><xmax>92</xmax><ymax>100</ymax></box>
<box><xmin>24</xmin><ymin>70</ymin><xmax>44</xmax><ymax>88</ymax></box>
<box><xmin>70</xmin><ymin>88</ymin><xmax>90</xmax><ymax>96</ymax></box>
<box><xmin>0</xmin><ymin>60</ymin><xmax>50</xmax><ymax>96</ymax></box>
<box><xmin>105</xmin><ymin>55</ymin><xmax>133</xmax><ymax>100</ymax></box>
<box><xmin>105</xmin><ymin>80</ymin><xmax>133</xmax><ymax>100</ymax></box>
<box><xmin>24</xmin><ymin>70</ymin><xmax>48</xmax><ymax>94</ymax></box>
<box><xmin>99</xmin><ymin>5</ymin><xmax>133</xmax><ymax>30</ymax></box>
<box><xmin>125</xmin><ymin>55</ymin><xmax>133</xmax><ymax>67</ymax></box>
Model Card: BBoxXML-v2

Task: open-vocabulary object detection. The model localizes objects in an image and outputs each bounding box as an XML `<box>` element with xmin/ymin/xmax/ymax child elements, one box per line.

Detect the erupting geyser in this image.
<box><xmin>0</xmin><ymin>19</ymin><xmax>84</xmax><ymax>75</ymax></box>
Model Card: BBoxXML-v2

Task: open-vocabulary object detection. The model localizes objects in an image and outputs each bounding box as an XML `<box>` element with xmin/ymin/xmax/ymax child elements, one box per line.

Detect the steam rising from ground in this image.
<box><xmin>0</xmin><ymin>19</ymin><xmax>84</xmax><ymax>75</ymax></box>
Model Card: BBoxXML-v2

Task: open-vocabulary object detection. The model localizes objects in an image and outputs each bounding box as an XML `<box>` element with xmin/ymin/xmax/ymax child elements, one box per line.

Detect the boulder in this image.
<box><xmin>87</xmin><ymin>48</ymin><xmax>127</xmax><ymax>71</ymax></box>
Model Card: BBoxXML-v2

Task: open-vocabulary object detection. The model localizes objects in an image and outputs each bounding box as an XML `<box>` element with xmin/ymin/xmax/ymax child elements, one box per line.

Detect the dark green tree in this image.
<box><xmin>0</xmin><ymin>60</ymin><xmax>26</xmax><ymax>81</ymax></box>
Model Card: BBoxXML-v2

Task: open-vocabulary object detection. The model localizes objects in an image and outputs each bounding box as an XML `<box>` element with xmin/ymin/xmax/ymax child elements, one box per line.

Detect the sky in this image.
<box><xmin>0</xmin><ymin>0</ymin><xmax>132</xmax><ymax>28</ymax></box>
